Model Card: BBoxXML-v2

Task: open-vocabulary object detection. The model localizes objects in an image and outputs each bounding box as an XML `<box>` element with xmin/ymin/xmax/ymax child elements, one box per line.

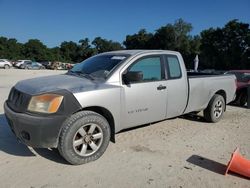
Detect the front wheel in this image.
<box><xmin>204</xmin><ymin>94</ymin><xmax>225</xmax><ymax>123</ymax></box>
<box><xmin>58</xmin><ymin>111</ymin><xmax>111</xmax><ymax>165</ymax></box>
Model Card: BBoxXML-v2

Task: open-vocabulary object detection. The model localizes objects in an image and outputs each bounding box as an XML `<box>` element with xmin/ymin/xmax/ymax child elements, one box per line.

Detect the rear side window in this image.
<box><xmin>129</xmin><ymin>56</ymin><xmax>162</xmax><ymax>82</ymax></box>
<box><xmin>165</xmin><ymin>55</ymin><xmax>181</xmax><ymax>79</ymax></box>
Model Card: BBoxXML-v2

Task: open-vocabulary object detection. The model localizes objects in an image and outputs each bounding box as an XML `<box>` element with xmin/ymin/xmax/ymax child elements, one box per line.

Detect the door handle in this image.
<box><xmin>157</xmin><ymin>85</ymin><xmax>166</xmax><ymax>90</ymax></box>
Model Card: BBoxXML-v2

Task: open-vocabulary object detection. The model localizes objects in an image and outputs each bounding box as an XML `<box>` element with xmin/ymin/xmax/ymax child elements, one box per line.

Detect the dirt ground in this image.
<box><xmin>0</xmin><ymin>69</ymin><xmax>249</xmax><ymax>188</ymax></box>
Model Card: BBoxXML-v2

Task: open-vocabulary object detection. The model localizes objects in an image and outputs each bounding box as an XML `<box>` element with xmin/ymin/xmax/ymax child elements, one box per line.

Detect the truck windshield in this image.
<box><xmin>69</xmin><ymin>54</ymin><xmax>128</xmax><ymax>80</ymax></box>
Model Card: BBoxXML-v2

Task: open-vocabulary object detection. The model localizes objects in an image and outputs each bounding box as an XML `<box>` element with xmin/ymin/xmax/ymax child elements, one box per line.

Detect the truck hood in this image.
<box><xmin>15</xmin><ymin>74</ymin><xmax>102</xmax><ymax>95</ymax></box>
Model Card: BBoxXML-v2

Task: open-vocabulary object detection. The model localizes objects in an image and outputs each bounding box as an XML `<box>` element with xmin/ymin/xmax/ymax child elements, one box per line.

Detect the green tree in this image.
<box><xmin>22</xmin><ymin>39</ymin><xmax>48</xmax><ymax>61</ymax></box>
<box><xmin>151</xmin><ymin>19</ymin><xmax>193</xmax><ymax>52</ymax></box>
<box><xmin>78</xmin><ymin>38</ymin><xmax>95</xmax><ymax>62</ymax></box>
<box><xmin>0</xmin><ymin>37</ymin><xmax>9</xmax><ymax>58</ymax></box>
<box><xmin>46</xmin><ymin>47</ymin><xmax>62</xmax><ymax>61</ymax></box>
<box><xmin>151</xmin><ymin>24</ymin><xmax>176</xmax><ymax>50</ymax></box>
<box><xmin>200</xmin><ymin>19</ymin><xmax>250</xmax><ymax>69</ymax></box>
<box><xmin>185</xmin><ymin>35</ymin><xmax>201</xmax><ymax>69</ymax></box>
<box><xmin>1</xmin><ymin>18</ymin><xmax>249</xmax><ymax>70</ymax></box>
<box><xmin>92</xmin><ymin>37</ymin><xmax>123</xmax><ymax>53</ymax></box>
<box><xmin>123</xmin><ymin>29</ymin><xmax>153</xmax><ymax>49</ymax></box>
<box><xmin>59</xmin><ymin>41</ymin><xmax>79</xmax><ymax>62</ymax></box>
<box><xmin>0</xmin><ymin>37</ymin><xmax>24</xmax><ymax>60</ymax></box>
<box><xmin>122</xmin><ymin>19</ymin><xmax>201</xmax><ymax>68</ymax></box>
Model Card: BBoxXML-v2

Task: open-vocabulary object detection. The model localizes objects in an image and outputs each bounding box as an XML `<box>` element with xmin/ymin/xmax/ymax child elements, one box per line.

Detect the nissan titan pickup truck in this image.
<box><xmin>4</xmin><ymin>50</ymin><xmax>236</xmax><ymax>165</ymax></box>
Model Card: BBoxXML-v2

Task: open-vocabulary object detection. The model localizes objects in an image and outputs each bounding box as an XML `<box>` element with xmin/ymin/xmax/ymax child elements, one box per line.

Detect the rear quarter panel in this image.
<box><xmin>184</xmin><ymin>75</ymin><xmax>236</xmax><ymax>113</ymax></box>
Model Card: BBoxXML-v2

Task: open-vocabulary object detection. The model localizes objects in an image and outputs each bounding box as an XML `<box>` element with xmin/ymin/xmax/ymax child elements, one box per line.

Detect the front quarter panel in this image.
<box><xmin>73</xmin><ymin>85</ymin><xmax>122</xmax><ymax>132</ymax></box>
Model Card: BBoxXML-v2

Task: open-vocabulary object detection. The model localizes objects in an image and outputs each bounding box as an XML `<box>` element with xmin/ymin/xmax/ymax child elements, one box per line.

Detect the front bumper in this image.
<box><xmin>4</xmin><ymin>102</ymin><xmax>67</xmax><ymax>148</ymax></box>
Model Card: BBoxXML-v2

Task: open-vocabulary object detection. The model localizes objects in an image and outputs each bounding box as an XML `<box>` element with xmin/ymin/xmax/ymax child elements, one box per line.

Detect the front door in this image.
<box><xmin>121</xmin><ymin>55</ymin><xmax>167</xmax><ymax>129</ymax></box>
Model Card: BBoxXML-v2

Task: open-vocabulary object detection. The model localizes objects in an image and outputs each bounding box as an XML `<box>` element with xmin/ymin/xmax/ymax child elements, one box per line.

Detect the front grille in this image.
<box><xmin>7</xmin><ymin>87</ymin><xmax>31</xmax><ymax>112</ymax></box>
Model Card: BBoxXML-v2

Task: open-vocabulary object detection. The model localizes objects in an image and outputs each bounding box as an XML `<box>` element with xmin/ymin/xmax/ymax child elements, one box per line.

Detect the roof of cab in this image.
<box><xmin>101</xmin><ymin>49</ymin><xmax>178</xmax><ymax>56</ymax></box>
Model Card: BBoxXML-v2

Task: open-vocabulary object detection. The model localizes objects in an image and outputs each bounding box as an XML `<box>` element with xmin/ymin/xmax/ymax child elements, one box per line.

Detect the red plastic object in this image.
<box><xmin>225</xmin><ymin>148</ymin><xmax>250</xmax><ymax>178</ymax></box>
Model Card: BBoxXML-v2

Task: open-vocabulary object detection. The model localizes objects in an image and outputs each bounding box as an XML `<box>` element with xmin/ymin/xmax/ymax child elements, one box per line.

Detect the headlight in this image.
<box><xmin>28</xmin><ymin>94</ymin><xmax>64</xmax><ymax>113</ymax></box>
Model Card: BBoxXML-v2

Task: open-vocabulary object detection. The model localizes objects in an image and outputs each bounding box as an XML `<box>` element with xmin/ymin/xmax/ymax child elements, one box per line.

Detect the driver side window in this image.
<box><xmin>129</xmin><ymin>56</ymin><xmax>162</xmax><ymax>83</ymax></box>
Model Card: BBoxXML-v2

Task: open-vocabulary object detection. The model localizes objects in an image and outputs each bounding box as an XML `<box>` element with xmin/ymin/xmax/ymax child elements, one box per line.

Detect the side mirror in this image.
<box><xmin>123</xmin><ymin>71</ymin><xmax>143</xmax><ymax>84</ymax></box>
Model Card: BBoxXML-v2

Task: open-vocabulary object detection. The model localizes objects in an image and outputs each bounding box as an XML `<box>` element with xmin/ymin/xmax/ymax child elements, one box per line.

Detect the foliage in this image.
<box><xmin>123</xmin><ymin>19</ymin><xmax>201</xmax><ymax>68</ymax></box>
<box><xmin>22</xmin><ymin>39</ymin><xmax>49</xmax><ymax>61</ymax></box>
<box><xmin>124</xmin><ymin>29</ymin><xmax>153</xmax><ymax>49</ymax></box>
<box><xmin>0</xmin><ymin>36</ymin><xmax>123</xmax><ymax>63</ymax></box>
<box><xmin>92</xmin><ymin>37</ymin><xmax>124</xmax><ymax>53</ymax></box>
<box><xmin>0</xmin><ymin>19</ymin><xmax>249</xmax><ymax>70</ymax></box>
<box><xmin>0</xmin><ymin>37</ymin><xmax>24</xmax><ymax>60</ymax></box>
<box><xmin>200</xmin><ymin>19</ymin><xmax>250</xmax><ymax>69</ymax></box>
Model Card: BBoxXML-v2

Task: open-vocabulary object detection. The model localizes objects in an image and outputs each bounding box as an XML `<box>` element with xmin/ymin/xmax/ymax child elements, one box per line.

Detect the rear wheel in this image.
<box><xmin>58</xmin><ymin>111</ymin><xmax>111</xmax><ymax>165</ymax></box>
<box><xmin>204</xmin><ymin>94</ymin><xmax>225</xmax><ymax>123</ymax></box>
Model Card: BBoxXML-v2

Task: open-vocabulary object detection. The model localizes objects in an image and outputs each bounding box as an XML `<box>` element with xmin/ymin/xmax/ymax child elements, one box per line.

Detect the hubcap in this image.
<box><xmin>73</xmin><ymin>123</ymin><xmax>103</xmax><ymax>157</ymax></box>
<box><xmin>214</xmin><ymin>100</ymin><xmax>223</xmax><ymax>118</ymax></box>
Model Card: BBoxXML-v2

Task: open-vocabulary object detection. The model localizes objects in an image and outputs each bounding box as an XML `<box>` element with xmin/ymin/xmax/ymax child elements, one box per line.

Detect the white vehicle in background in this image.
<box><xmin>15</xmin><ymin>60</ymin><xmax>32</xmax><ymax>68</ymax></box>
<box><xmin>0</xmin><ymin>59</ymin><xmax>12</xmax><ymax>69</ymax></box>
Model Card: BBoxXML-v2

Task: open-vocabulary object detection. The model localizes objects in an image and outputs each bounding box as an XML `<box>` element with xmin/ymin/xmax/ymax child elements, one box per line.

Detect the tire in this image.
<box><xmin>203</xmin><ymin>94</ymin><xmax>225</xmax><ymax>123</ymax></box>
<box><xmin>4</xmin><ymin>64</ymin><xmax>10</xmax><ymax>69</ymax></box>
<box><xmin>239</xmin><ymin>92</ymin><xmax>247</xmax><ymax>106</ymax></box>
<box><xmin>58</xmin><ymin>111</ymin><xmax>111</xmax><ymax>165</ymax></box>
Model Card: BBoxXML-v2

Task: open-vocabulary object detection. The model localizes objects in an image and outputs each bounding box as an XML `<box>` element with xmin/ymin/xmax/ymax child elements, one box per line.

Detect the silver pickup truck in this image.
<box><xmin>4</xmin><ymin>50</ymin><xmax>236</xmax><ymax>165</ymax></box>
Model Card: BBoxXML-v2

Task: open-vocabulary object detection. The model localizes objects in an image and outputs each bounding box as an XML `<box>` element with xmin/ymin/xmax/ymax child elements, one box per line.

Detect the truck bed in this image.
<box><xmin>184</xmin><ymin>73</ymin><xmax>236</xmax><ymax>114</ymax></box>
<box><xmin>187</xmin><ymin>71</ymin><xmax>223</xmax><ymax>77</ymax></box>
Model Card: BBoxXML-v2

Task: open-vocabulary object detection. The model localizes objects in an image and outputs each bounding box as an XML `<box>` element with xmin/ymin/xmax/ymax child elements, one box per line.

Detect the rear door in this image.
<box><xmin>121</xmin><ymin>55</ymin><xmax>168</xmax><ymax>129</ymax></box>
<box><xmin>163</xmin><ymin>55</ymin><xmax>188</xmax><ymax>118</ymax></box>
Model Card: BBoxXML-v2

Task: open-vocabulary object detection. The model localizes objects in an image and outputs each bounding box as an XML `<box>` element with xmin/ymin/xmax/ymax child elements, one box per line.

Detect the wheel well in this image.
<box><xmin>215</xmin><ymin>90</ymin><xmax>227</xmax><ymax>103</ymax></box>
<box><xmin>215</xmin><ymin>90</ymin><xmax>227</xmax><ymax>111</ymax></box>
<box><xmin>80</xmin><ymin>106</ymin><xmax>115</xmax><ymax>143</ymax></box>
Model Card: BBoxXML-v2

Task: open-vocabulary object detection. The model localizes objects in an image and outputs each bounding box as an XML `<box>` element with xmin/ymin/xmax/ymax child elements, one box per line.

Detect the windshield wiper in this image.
<box><xmin>67</xmin><ymin>70</ymin><xmax>95</xmax><ymax>80</ymax></box>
